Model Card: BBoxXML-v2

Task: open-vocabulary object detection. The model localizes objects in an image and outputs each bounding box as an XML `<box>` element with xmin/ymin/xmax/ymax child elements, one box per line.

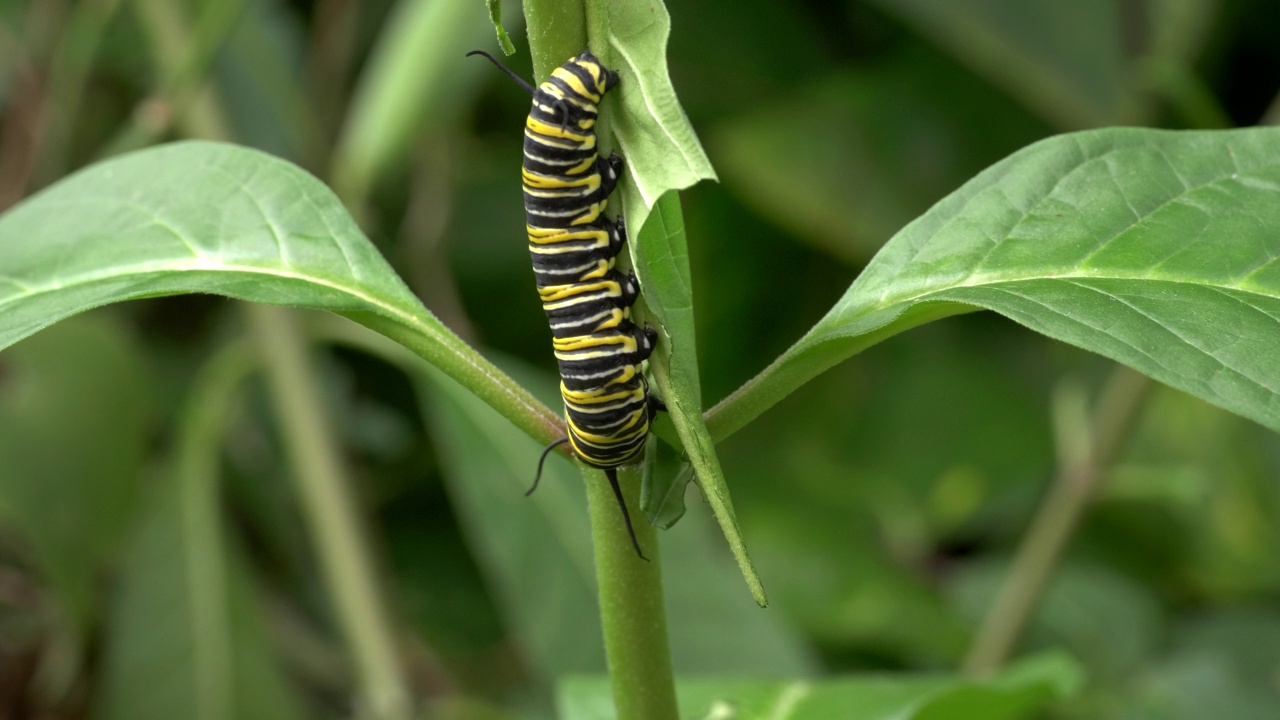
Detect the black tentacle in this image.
<box><xmin>605</xmin><ymin>469</ymin><xmax>648</xmax><ymax>561</ymax></box>
<box><xmin>528</xmin><ymin>437</ymin><xmax>569</xmax><ymax>496</ymax></box>
<box><xmin>466</xmin><ymin>50</ymin><xmax>536</xmax><ymax>95</ymax></box>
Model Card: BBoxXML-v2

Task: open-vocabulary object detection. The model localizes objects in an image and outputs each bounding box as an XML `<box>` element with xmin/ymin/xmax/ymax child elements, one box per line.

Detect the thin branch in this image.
<box><xmin>962</xmin><ymin>365</ymin><xmax>1150</xmax><ymax>676</ymax></box>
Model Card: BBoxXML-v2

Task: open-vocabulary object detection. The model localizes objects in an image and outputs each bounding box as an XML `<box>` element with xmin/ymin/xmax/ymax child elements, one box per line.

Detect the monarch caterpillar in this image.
<box><xmin>468</xmin><ymin>49</ymin><xmax>662</xmax><ymax>559</ymax></box>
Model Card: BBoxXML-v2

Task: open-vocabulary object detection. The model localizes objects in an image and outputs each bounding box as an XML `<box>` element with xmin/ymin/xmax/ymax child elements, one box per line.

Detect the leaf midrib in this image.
<box><xmin>847</xmin><ymin>271</ymin><xmax>1280</xmax><ymax>323</ymax></box>
<box><xmin>0</xmin><ymin>259</ymin><xmax>420</xmax><ymax>322</ymax></box>
<box><xmin>822</xmin><ymin>273</ymin><xmax>1280</xmax><ymax>419</ymax></box>
<box><xmin>846</xmin><ymin>137</ymin><xmax>1280</xmax><ymax>319</ymax></box>
<box><xmin>0</xmin><ymin>259</ymin><xmax>546</xmax><ymax>403</ymax></box>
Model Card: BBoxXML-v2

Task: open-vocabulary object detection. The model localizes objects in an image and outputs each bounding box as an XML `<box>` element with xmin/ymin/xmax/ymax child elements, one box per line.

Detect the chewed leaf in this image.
<box><xmin>596</xmin><ymin>0</ymin><xmax>717</xmax><ymax>236</ymax></box>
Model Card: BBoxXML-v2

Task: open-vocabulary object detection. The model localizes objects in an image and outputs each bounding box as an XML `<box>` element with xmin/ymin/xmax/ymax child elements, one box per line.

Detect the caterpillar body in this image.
<box><xmin>468</xmin><ymin>49</ymin><xmax>661</xmax><ymax>558</ymax></box>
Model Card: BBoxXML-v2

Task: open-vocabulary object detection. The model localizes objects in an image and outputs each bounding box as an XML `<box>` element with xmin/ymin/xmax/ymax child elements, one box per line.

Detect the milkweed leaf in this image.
<box><xmin>0</xmin><ymin>141</ymin><xmax>560</xmax><ymax>445</ymax></box>
<box><xmin>709</xmin><ymin>128</ymin><xmax>1280</xmax><ymax>442</ymax></box>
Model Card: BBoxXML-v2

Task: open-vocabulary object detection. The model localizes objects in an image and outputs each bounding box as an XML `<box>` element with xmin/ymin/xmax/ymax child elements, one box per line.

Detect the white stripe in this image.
<box><xmin>549</xmin><ymin>309</ymin><xmax>615</xmax><ymax>329</ymax></box>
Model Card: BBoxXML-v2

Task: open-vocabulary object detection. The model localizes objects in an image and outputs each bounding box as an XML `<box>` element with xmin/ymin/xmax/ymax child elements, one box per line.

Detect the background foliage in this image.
<box><xmin>0</xmin><ymin>0</ymin><xmax>1278</xmax><ymax>718</ymax></box>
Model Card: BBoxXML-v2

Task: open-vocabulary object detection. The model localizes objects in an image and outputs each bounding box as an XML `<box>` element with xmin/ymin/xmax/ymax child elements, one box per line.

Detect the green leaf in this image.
<box><xmin>332</xmin><ymin>0</ymin><xmax>494</xmax><ymax>203</ymax></box>
<box><xmin>635</xmin><ymin>194</ymin><xmax>765</xmax><ymax>605</ymax></box>
<box><xmin>0</xmin><ymin>140</ymin><xmax>560</xmax><ymax>449</ymax></box>
<box><xmin>525</xmin><ymin>0</ymin><xmax>752</xmax><ymax>598</ymax></box>
<box><xmin>312</xmin><ymin>319</ymin><xmax>813</xmax><ymax>678</ymax></box>
<box><xmin>596</xmin><ymin>1</ymin><xmax>747</xmax><ymax>596</ymax></box>
<box><xmin>95</xmin><ymin>339</ymin><xmax>300</xmax><ymax>720</ymax></box>
<box><xmin>709</xmin><ymin>127</ymin><xmax>1280</xmax><ymax>442</ymax></box>
<box><xmin>422</xmin><ymin>358</ymin><xmax>606</xmax><ymax>680</ymax></box>
<box><xmin>560</xmin><ymin>652</ymin><xmax>1080</xmax><ymax>720</ymax></box>
<box><xmin>486</xmin><ymin>0</ymin><xmax>516</xmax><ymax>55</ymax></box>
<box><xmin>641</xmin><ymin>435</ymin><xmax>691</xmax><ymax>529</ymax></box>
<box><xmin>0</xmin><ymin>313</ymin><xmax>154</xmax><ymax>630</ymax></box>
<box><xmin>590</xmin><ymin>0</ymin><xmax>718</xmax><ymax>237</ymax></box>
<box><xmin>96</xmin><ymin>481</ymin><xmax>305</xmax><ymax>720</ymax></box>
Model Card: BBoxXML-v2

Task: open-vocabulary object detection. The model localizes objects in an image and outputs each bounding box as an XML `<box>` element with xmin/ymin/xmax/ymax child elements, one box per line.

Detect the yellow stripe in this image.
<box><xmin>542</xmin><ymin>293</ymin><xmax>613</xmax><ymax>311</ymax></box>
<box><xmin>572</xmin><ymin>59</ymin><xmax>607</xmax><ymax>94</ymax></box>
<box><xmin>569</xmin><ymin>203</ymin><xmax>605</xmax><ymax>225</ymax></box>
<box><xmin>603</xmin><ymin>363</ymin><xmax>635</xmax><ymax>383</ymax></box>
<box><xmin>526</xmin><ymin>116</ymin><xmax>589</xmax><ymax>142</ymax></box>
<box><xmin>527</xmin><ymin>226</ymin><xmax>606</xmax><ymax>240</ymax></box>
<box><xmin>561</xmin><ymin>385</ymin><xmax>643</xmax><ymax>404</ymax></box>
<box><xmin>550</xmin><ymin>67</ymin><xmax>600</xmax><ymax>102</ymax></box>
<box><xmin>522</xmin><ymin>167</ymin><xmax>600</xmax><ymax>190</ymax></box>
<box><xmin>581</xmin><ymin>260</ymin><xmax>614</xmax><ymax>280</ymax></box>
<box><xmin>538</xmin><ymin>280</ymin><xmax>619</xmax><ymax>301</ymax></box>
<box><xmin>553</xmin><ymin>334</ymin><xmax>629</xmax><ymax>351</ymax></box>
<box><xmin>568</xmin><ymin>432</ymin><xmax>635</xmax><ymax>464</ymax></box>
<box><xmin>540</xmin><ymin>85</ymin><xmax>595</xmax><ymax>111</ymax></box>
<box><xmin>569</xmin><ymin>415</ymin><xmax>648</xmax><ymax>445</ymax></box>
<box><xmin>526</xmin><ymin>232</ymin><xmax>608</xmax><ymax>247</ymax></box>
<box><xmin>524</xmin><ymin>129</ymin><xmax>596</xmax><ymax>151</ymax></box>
<box><xmin>523</xmin><ymin>187</ymin><xmax>592</xmax><ymax>200</ymax></box>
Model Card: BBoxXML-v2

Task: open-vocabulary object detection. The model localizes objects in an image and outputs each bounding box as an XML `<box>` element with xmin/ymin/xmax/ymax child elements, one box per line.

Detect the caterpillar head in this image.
<box><xmin>573</xmin><ymin>51</ymin><xmax>620</xmax><ymax>95</ymax></box>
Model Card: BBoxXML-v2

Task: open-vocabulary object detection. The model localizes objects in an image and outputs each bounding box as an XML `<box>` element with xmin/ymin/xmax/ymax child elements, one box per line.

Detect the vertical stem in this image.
<box><xmin>177</xmin><ymin>344</ymin><xmax>253</xmax><ymax>720</ymax></box>
<box><xmin>584</xmin><ymin>467</ymin><xmax>679</xmax><ymax>720</ymax></box>
<box><xmin>130</xmin><ymin>3</ymin><xmax>412</xmax><ymax>714</ymax></box>
<box><xmin>248</xmin><ymin>304</ymin><xmax>410</xmax><ymax>720</ymax></box>
<box><xmin>35</xmin><ymin>0</ymin><xmax>124</xmax><ymax>185</ymax></box>
<box><xmin>109</xmin><ymin>0</ymin><xmax>244</xmax><ymax>152</ymax></box>
<box><xmin>523</xmin><ymin>3</ymin><xmax>680</xmax><ymax>717</ymax></box>
<box><xmin>962</xmin><ymin>365</ymin><xmax>1150</xmax><ymax>676</ymax></box>
<box><xmin>523</xmin><ymin>0</ymin><xmax>586</xmax><ymax>79</ymax></box>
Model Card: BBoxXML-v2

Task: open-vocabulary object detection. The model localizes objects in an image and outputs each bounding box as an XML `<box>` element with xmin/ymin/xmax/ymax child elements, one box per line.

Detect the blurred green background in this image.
<box><xmin>1</xmin><ymin>0</ymin><xmax>1280</xmax><ymax>718</ymax></box>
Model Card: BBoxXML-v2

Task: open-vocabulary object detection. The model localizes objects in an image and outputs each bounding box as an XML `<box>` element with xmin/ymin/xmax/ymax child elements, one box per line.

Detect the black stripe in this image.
<box><xmin>516</xmin><ymin>53</ymin><xmax>656</xmax><ymax>471</ymax></box>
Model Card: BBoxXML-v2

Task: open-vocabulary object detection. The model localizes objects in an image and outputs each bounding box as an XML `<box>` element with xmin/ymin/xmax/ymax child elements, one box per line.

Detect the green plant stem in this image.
<box><xmin>1143</xmin><ymin>59</ymin><xmax>1232</xmax><ymax>129</ymax></box>
<box><xmin>176</xmin><ymin>343</ymin><xmax>254</xmax><ymax>720</ymax></box>
<box><xmin>35</xmin><ymin>0</ymin><xmax>124</xmax><ymax>184</ymax></box>
<box><xmin>129</xmin><ymin>5</ymin><xmax>412</xmax><ymax>714</ymax></box>
<box><xmin>248</xmin><ymin>304</ymin><xmax>410</xmax><ymax>720</ymax></box>
<box><xmin>107</xmin><ymin>0</ymin><xmax>245</xmax><ymax>153</ymax></box>
<box><xmin>329</xmin><ymin>0</ymin><xmax>485</xmax><ymax>214</ymax></box>
<box><xmin>522</xmin><ymin>5</ymin><xmax>680</xmax><ymax>716</ymax></box>
<box><xmin>524</xmin><ymin>0</ymin><xmax>586</xmax><ymax>79</ymax></box>
<box><xmin>584</xmin><ymin>466</ymin><xmax>679</xmax><ymax>720</ymax></box>
<box><xmin>962</xmin><ymin>365</ymin><xmax>1150</xmax><ymax>676</ymax></box>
